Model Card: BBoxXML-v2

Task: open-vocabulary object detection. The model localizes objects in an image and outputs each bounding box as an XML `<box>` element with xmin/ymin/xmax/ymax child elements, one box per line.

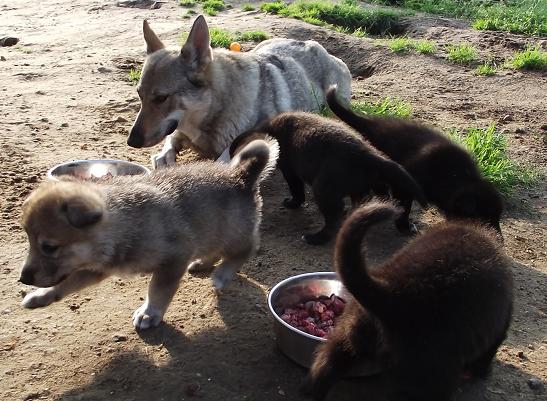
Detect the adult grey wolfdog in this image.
<box><xmin>127</xmin><ymin>15</ymin><xmax>352</xmax><ymax>167</ymax></box>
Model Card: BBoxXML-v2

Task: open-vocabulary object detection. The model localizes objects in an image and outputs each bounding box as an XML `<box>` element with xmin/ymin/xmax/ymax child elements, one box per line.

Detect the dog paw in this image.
<box><xmin>211</xmin><ymin>268</ymin><xmax>235</xmax><ymax>292</ymax></box>
<box><xmin>21</xmin><ymin>288</ymin><xmax>56</xmax><ymax>308</ymax></box>
<box><xmin>151</xmin><ymin>148</ymin><xmax>177</xmax><ymax>169</ymax></box>
<box><xmin>188</xmin><ymin>259</ymin><xmax>215</xmax><ymax>273</ymax></box>
<box><xmin>132</xmin><ymin>303</ymin><xmax>163</xmax><ymax>330</ymax></box>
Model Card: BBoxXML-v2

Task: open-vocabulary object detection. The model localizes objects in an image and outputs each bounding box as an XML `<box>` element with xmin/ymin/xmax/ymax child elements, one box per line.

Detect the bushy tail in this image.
<box><xmin>335</xmin><ymin>202</ymin><xmax>399</xmax><ymax>316</ymax></box>
<box><xmin>377</xmin><ymin>158</ymin><xmax>428</xmax><ymax>207</ymax></box>
<box><xmin>229</xmin><ymin>137</ymin><xmax>279</xmax><ymax>189</ymax></box>
<box><xmin>326</xmin><ymin>85</ymin><xmax>375</xmax><ymax>137</ymax></box>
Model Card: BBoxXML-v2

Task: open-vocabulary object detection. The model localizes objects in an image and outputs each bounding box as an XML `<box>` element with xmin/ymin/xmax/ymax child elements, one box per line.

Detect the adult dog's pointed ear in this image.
<box><xmin>61</xmin><ymin>194</ymin><xmax>104</xmax><ymax>229</ymax></box>
<box><xmin>181</xmin><ymin>15</ymin><xmax>213</xmax><ymax>70</ymax></box>
<box><xmin>143</xmin><ymin>20</ymin><xmax>165</xmax><ymax>54</ymax></box>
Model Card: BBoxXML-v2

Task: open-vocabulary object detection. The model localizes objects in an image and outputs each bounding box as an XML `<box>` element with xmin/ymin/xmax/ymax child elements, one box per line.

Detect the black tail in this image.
<box><xmin>229</xmin><ymin>137</ymin><xmax>279</xmax><ymax>189</ymax></box>
<box><xmin>376</xmin><ymin>158</ymin><xmax>428</xmax><ymax>207</ymax></box>
<box><xmin>326</xmin><ymin>85</ymin><xmax>376</xmax><ymax>139</ymax></box>
<box><xmin>335</xmin><ymin>202</ymin><xmax>399</xmax><ymax>316</ymax></box>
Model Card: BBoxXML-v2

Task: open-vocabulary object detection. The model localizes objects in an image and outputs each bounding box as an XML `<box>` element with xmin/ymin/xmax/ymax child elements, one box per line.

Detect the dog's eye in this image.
<box><xmin>153</xmin><ymin>95</ymin><xmax>168</xmax><ymax>104</ymax></box>
<box><xmin>41</xmin><ymin>243</ymin><xmax>59</xmax><ymax>256</ymax></box>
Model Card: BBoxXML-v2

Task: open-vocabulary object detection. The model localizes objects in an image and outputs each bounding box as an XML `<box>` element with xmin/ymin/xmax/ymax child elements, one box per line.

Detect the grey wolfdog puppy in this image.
<box><xmin>19</xmin><ymin>139</ymin><xmax>279</xmax><ymax>330</ymax></box>
<box><xmin>127</xmin><ymin>15</ymin><xmax>352</xmax><ymax>167</ymax></box>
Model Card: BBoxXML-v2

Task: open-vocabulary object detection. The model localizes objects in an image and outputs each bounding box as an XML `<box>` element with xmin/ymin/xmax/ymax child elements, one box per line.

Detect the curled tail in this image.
<box><xmin>335</xmin><ymin>202</ymin><xmax>399</xmax><ymax>316</ymax></box>
<box><xmin>229</xmin><ymin>137</ymin><xmax>279</xmax><ymax>189</ymax></box>
<box><xmin>326</xmin><ymin>85</ymin><xmax>375</xmax><ymax>136</ymax></box>
<box><xmin>377</xmin><ymin>158</ymin><xmax>428</xmax><ymax>207</ymax></box>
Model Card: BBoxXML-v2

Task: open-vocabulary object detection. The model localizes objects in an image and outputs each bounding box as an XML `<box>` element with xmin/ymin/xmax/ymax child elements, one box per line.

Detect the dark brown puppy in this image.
<box><xmin>327</xmin><ymin>87</ymin><xmax>503</xmax><ymax>234</ymax></box>
<box><xmin>305</xmin><ymin>202</ymin><xmax>513</xmax><ymax>401</ymax></box>
<box><xmin>230</xmin><ymin>113</ymin><xmax>426</xmax><ymax>245</ymax></box>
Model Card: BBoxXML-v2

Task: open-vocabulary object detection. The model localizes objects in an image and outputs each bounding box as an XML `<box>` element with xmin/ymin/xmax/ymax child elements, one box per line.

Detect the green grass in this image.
<box><xmin>507</xmin><ymin>45</ymin><xmax>547</xmax><ymax>71</ymax></box>
<box><xmin>238</xmin><ymin>30</ymin><xmax>270</xmax><ymax>42</ymax></box>
<box><xmin>242</xmin><ymin>4</ymin><xmax>255</xmax><ymax>11</ymax></box>
<box><xmin>372</xmin><ymin>0</ymin><xmax>546</xmax><ymax>36</ymax></box>
<box><xmin>129</xmin><ymin>68</ymin><xmax>141</xmax><ymax>85</ymax></box>
<box><xmin>260</xmin><ymin>0</ymin><xmax>408</xmax><ymax>35</ymax></box>
<box><xmin>385</xmin><ymin>37</ymin><xmax>436</xmax><ymax>54</ymax></box>
<box><xmin>449</xmin><ymin>124</ymin><xmax>539</xmax><ymax>195</ymax></box>
<box><xmin>201</xmin><ymin>0</ymin><xmax>225</xmax><ymax>15</ymax></box>
<box><xmin>447</xmin><ymin>43</ymin><xmax>477</xmax><ymax>64</ymax></box>
<box><xmin>321</xmin><ymin>97</ymin><xmax>413</xmax><ymax>118</ymax></box>
<box><xmin>388</xmin><ymin>37</ymin><xmax>412</xmax><ymax>52</ymax></box>
<box><xmin>413</xmin><ymin>39</ymin><xmax>436</xmax><ymax>54</ymax></box>
<box><xmin>179</xmin><ymin>0</ymin><xmax>196</xmax><ymax>6</ymax></box>
<box><xmin>181</xmin><ymin>27</ymin><xmax>269</xmax><ymax>48</ymax></box>
<box><xmin>476</xmin><ymin>61</ymin><xmax>497</xmax><ymax>76</ymax></box>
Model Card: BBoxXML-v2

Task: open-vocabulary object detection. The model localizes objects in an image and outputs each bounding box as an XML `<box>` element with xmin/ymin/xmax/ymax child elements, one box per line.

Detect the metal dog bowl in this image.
<box><xmin>47</xmin><ymin>159</ymin><xmax>150</xmax><ymax>181</ymax></box>
<box><xmin>268</xmin><ymin>272</ymin><xmax>381</xmax><ymax>376</ymax></box>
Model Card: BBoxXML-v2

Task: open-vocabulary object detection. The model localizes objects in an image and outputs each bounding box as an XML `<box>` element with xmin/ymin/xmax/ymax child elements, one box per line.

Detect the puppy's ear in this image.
<box><xmin>61</xmin><ymin>194</ymin><xmax>104</xmax><ymax>228</ymax></box>
<box><xmin>143</xmin><ymin>20</ymin><xmax>165</xmax><ymax>55</ymax></box>
<box><xmin>181</xmin><ymin>15</ymin><xmax>213</xmax><ymax>70</ymax></box>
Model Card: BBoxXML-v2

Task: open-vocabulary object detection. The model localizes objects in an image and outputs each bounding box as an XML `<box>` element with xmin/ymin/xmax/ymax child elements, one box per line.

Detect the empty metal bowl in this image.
<box><xmin>268</xmin><ymin>272</ymin><xmax>381</xmax><ymax>376</ymax></box>
<box><xmin>47</xmin><ymin>159</ymin><xmax>150</xmax><ymax>181</ymax></box>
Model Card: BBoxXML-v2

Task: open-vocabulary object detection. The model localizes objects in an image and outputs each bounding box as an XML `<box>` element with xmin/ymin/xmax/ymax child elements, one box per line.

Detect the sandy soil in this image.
<box><xmin>0</xmin><ymin>1</ymin><xmax>545</xmax><ymax>400</ymax></box>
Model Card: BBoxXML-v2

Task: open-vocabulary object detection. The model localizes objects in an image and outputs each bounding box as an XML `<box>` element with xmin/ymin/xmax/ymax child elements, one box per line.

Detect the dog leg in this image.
<box><xmin>152</xmin><ymin>131</ymin><xmax>189</xmax><ymax>169</ymax></box>
<box><xmin>393</xmin><ymin>193</ymin><xmax>417</xmax><ymax>235</ymax></box>
<box><xmin>211</xmin><ymin>251</ymin><xmax>252</xmax><ymax>291</ymax></box>
<box><xmin>133</xmin><ymin>265</ymin><xmax>186</xmax><ymax>330</ymax></box>
<box><xmin>21</xmin><ymin>270</ymin><xmax>106</xmax><ymax>308</ymax></box>
<box><xmin>303</xmin><ymin>176</ymin><xmax>344</xmax><ymax>245</ymax></box>
<box><xmin>280</xmin><ymin>165</ymin><xmax>305</xmax><ymax>209</ymax></box>
<box><xmin>188</xmin><ymin>254</ymin><xmax>220</xmax><ymax>273</ymax></box>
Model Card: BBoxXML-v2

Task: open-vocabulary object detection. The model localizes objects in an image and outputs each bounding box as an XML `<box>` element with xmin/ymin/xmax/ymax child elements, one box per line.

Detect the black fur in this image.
<box><xmin>327</xmin><ymin>87</ymin><xmax>504</xmax><ymax>235</ymax></box>
<box><xmin>230</xmin><ymin>112</ymin><xmax>426</xmax><ymax>245</ymax></box>
<box><xmin>305</xmin><ymin>202</ymin><xmax>513</xmax><ymax>401</ymax></box>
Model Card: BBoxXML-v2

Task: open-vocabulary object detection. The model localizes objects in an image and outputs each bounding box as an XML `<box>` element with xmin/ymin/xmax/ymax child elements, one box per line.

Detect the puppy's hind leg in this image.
<box><xmin>22</xmin><ymin>270</ymin><xmax>106</xmax><ymax>308</ymax></box>
<box><xmin>188</xmin><ymin>254</ymin><xmax>220</xmax><ymax>274</ymax></box>
<box><xmin>212</xmin><ymin>247</ymin><xmax>253</xmax><ymax>292</ymax></box>
<box><xmin>133</xmin><ymin>262</ymin><xmax>187</xmax><ymax>330</ymax></box>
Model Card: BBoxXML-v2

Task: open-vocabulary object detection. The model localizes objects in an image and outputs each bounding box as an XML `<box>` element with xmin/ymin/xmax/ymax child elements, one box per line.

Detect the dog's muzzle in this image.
<box><xmin>127</xmin><ymin>127</ymin><xmax>145</xmax><ymax>148</ymax></box>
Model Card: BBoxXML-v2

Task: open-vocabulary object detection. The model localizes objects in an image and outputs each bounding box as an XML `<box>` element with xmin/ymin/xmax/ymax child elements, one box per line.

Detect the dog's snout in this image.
<box><xmin>19</xmin><ymin>269</ymin><xmax>35</xmax><ymax>285</ymax></box>
<box><xmin>127</xmin><ymin>128</ymin><xmax>144</xmax><ymax>148</ymax></box>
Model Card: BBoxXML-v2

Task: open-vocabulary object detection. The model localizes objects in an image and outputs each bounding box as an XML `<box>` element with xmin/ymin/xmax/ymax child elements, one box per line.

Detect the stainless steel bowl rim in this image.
<box><xmin>268</xmin><ymin>271</ymin><xmax>341</xmax><ymax>343</ymax></box>
<box><xmin>46</xmin><ymin>159</ymin><xmax>151</xmax><ymax>180</ymax></box>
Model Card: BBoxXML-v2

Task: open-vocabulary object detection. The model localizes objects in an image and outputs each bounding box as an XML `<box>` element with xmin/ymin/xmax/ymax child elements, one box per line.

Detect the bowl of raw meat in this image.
<box><xmin>268</xmin><ymin>272</ymin><xmax>349</xmax><ymax>368</ymax></box>
<box><xmin>47</xmin><ymin>159</ymin><xmax>150</xmax><ymax>181</ymax></box>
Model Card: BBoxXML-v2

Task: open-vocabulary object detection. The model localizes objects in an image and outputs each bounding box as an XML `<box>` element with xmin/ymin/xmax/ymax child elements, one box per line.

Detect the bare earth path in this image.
<box><xmin>0</xmin><ymin>1</ymin><xmax>545</xmax><ymax>400</ymax></box>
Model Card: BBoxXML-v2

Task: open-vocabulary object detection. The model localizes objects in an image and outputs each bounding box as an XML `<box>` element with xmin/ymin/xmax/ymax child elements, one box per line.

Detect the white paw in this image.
<box><xmin>21</xmin><ymin>288</ymin><xmax>56</xmax><ymax>309</ymax></box>
<box><xmin>188</xmin><ymin>259</ymin><xmax>215</xmax><ymax>273</ymax></box>
<box><xmin>132</xmin><ymin>303</ymin><xmax>163</xmax><ymax>330</ymax></box>
<box><xmin>212</xmin><ymin>268</ymin><xmax>235</xmax><ymax>292</ymax></box>
<box><xmin>151</xmin><ymin>147</ymin><xmax>177</xmax><ymax>169</ymax></box>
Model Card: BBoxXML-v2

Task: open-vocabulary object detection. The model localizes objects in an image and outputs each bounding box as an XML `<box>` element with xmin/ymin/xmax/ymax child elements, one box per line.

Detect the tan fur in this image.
<box><xmin>19</xmin><ymin>139</ymin><xmax>278</xmax><ymax>330</ymax></box>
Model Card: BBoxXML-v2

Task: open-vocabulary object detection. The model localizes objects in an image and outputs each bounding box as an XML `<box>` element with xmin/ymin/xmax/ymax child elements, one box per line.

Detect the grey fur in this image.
<box><xmin>19</xmin><ymin>139</ymin><xmax>279</xmax><ymax>330</ymax></box>
<box><xmin>127</xmin><ymin>15</ymin><xmax>352</xmax><ymax>167</ymax></box>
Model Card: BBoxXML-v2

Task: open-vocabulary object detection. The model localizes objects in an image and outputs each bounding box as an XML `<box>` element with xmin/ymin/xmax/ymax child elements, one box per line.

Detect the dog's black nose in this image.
<box><xmin>127</xmin><ymin>128</ymin><xmax>144</xmax><ymax>148</ymax></box>
<box><xmin>19</xmin><ymin>270</ymin><xmax>35</xmax><ymax>285</ymax></box>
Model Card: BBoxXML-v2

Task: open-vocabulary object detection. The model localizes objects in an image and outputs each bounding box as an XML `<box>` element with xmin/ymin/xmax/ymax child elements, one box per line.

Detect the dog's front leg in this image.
<box><xmin>21</xmin><ymin>270</ymin><xmax>106</xmax><ymax>308</ymax></box>
<box><xmin>152</xmin><ymin>131</ymin><xmax>190</xmax><ymax>169</ymax></box>
<box><xmin>132</xmin><ymin>265</ymin><xmax>186</xmax><ymax>330</ymax></box>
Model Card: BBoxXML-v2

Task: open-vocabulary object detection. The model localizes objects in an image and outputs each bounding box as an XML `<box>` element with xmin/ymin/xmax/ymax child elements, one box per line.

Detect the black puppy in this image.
<box><xmin>230</xmin><ymin>112</ymin><xmax>426</xmax><ymax>245</ymax></box>
<box><xmin>327</xmin><ymin>86</ymin><xmax>503</xmax><ymax>234</ymax></box>
<box><xmin>305</xmin><ymin>201</ymin><xmax>513</xmax><ymax>401</ymax></box>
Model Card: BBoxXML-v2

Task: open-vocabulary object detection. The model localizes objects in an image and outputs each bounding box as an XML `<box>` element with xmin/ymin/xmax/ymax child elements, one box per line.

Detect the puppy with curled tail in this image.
<box><xmin>326</xmin><ymin>86</ymin><xmax>504</xmax><ymax>236</ymax></box>
<box><xmin>230</xmin><ymin>113</ymin><xmax>426</xmax><ymax>245</ymax></box>
<box><xmin>305</xmin><ymin>201</ymin><xmax>513</xmax><ymax>401</ymax></box>
<box><xmin>19</xmin><ymin>138</ymin><xmax>278</xmax><ymax>330</ymax></box>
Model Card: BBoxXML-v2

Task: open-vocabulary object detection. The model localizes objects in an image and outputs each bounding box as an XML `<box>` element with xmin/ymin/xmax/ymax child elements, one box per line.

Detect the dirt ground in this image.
<box><xmin>0</xmin><ymin>1</ymin><xmax>545</xmax><ymax>400</ymax></box>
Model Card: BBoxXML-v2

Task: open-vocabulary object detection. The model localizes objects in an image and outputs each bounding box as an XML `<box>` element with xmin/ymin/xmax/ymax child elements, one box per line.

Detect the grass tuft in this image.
<box><xmin>413</xmin><ymin>39</ymin><xmax>436</xmax><ymax>54</ymax></box>
<box><xmin>242</xmin><ymin>4</ymin><xmax>255</xmax><ymax>11</ymax></box>
<box><xmin>388</xmin><ymin>37</ymin><xmax>412</xmax><ymax>52</ymax></box>
<box><xmin>476</xmin><ymin>61</ymin><xmax>497</xmax><ymax>76</ymax></box>
<box><xmin>322</xmin><ymin>97</ymin><xmax>413</xmax><ymax>118</ymax></box>
<box><xmin>507</xmin><ymin>45</ymin><xmax>547</xmax><ymax>71</ymax></box>
<box><xmin>260</xmin><ymin>0</ymin><xmax>407</xmax><ymax>35</ymax></box>
<box><xmin>201</xmin><ymin>0</ymin><xmax>225</xmax><ymax>16</ymax></box>
<box><xmin>238</xmin><ymin>30</ymin><xmax>270</xmax><ymax>42</ymax></box>
<box><xmin>129</xmin><ymin>68</ymin><xmax>141</xmax><ymax>85</ymax></box>
<box><xmin>179</xmin><ymin>0</ymin><xmax>196</xmax><ymax>7</ymax></box>
<box><xmin>447</xmin><ymin>43</ymin><xmax>477</xmax><ymax>64</ymax></box>
<box><xmin>448</xmin><ymin>125</ymin><xmax>540</xmax><ymax>195</ymax></box>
